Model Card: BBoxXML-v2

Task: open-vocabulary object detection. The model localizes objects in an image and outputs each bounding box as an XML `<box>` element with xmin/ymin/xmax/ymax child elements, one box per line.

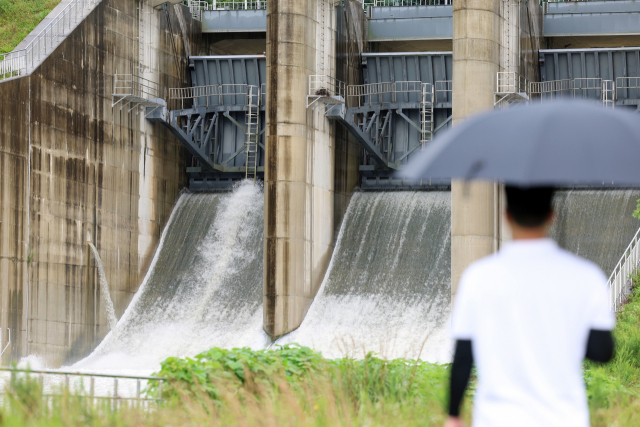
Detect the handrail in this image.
<box><xmin>497</xmin><ymin>72</ymin><xmax>528</xmax><ymax>95</ymax></box>
<box><xmin>0</xmin><ymin>366</ymin><xmax>164</xmax><ymax>381</ymax></box>
<box><xmin>347</xmin><ymin>81</ymin><xmax>443</xmax><ymax>108</ymax></box>
<box><xmin>607</xmin><ymin>226</ymin><xmax>640</xmax><ymax>312</ymax></box>
<box><xmin>0</xmin><ymin>0</ymin><xmax>103</xmax><ymax>81</ymax></box>
<box><xmin>368</xmin><ymin>0</ymin><xmax>451</xmax><ymax>6</ymax></box>
<box><xmin>186</xmin><ymin>0</ymin><xmax>268</xmax><ymax>19</ymax></box>
<box><xmin>169</xmin><ymin>83</ymin><xmax>261</xmax><ymax>110</ymax></box>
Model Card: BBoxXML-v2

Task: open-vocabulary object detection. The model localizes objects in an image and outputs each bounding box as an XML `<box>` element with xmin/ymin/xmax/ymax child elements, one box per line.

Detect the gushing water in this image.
<box><xmin>88</xmin><ymin>242</ymin><xmax>118</xmax><ymax>343</ymax></box>
<box><xmin>74</xmin><ymin>181</ymin><xmax>267</xmax><ymax>373</ymax></box>
<box><xmin>551</xmin><ymin>189</ymin><xmax>640</xmax><ymax>275</ymax></box>
<box><xmin>279</xmin><ymin>191</ymin><xmax>452</xmax><ymax>362</ymax></box>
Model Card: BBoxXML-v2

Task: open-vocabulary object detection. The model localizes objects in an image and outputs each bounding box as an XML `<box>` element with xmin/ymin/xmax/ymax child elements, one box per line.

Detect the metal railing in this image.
<box><xmin>608</xmin><ymin>227</ymin><xmax>640</xmax><ymax>312</ymax></box>
<box><xmin>497</xmin><ymin>72</ymin><xmax>529</xmax><ymax>95</ymax></box>
<box><xmin>0</xmin><ymin>367</ymin><xmax>166</xmax><ymax>407</ymax></box>
<box><xmin>365</xmin><ymin>0</ymin><xmax>451</xmax><ymax>6</ymax></box>
<box><xmin>0</xmin><ymin>0</ymin><xmax>103</xmax><ymax>81</ymax></box>
<box><xmin>113</xmin><ymin>74</ymin><xmax>167</xmax><ymax>111</ymax></box>
<box><xmin>529</xmin><ymin>78</ymin><xmax>615</xmax><ymax>107</ymax></box>
<box><xmin>307</xmin><ymin>75</ymin><xmax>346</xmax><ymax>108</ymax></box>
<box><xmin>186</xmin><ymin>0</ymin><xmax>267</xmax><ymax>19</ymax></box>
<box><xmin>347</xmin><ymin>81</ymin><xmax>445</xmax><ymax>107</ymax></box>
<box><xmin>435</xmin><ymin>79</ymin><xmax>452</xmax><ymax>103</ymax></box>
<box><xmin>169</xmin><ymin>83</ymin><xmax>262</xmax><ymax>109</ymax></box>
<box><xmin>616</xmin><ymin>77</ymin><xmax>640</xmax><ymax>102</ymax></box>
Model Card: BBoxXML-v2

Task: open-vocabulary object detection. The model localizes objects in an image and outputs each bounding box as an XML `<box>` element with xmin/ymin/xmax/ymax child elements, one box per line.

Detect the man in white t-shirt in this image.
<box><xmin>446</xmin><ymin>186</ymin><xmax>615</xmax><ymax>427</ymax></box>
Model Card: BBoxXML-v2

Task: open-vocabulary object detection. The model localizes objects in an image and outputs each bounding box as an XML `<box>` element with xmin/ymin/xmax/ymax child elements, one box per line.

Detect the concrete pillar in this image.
<box><xmin>264</xmin><ymin>0</ymin><xmax>335</xmax><ymax>337</ymax></box>
<box><xmin>451</xmin><ymin>0</ymin><xmax>502</xmax><ymax>297</ymax></box>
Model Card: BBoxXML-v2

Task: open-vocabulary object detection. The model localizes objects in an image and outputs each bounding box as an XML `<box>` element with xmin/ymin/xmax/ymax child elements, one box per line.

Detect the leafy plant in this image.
<box><xmin>633</xmin><ymin>199</ymin><xmax>640</xmax><ymax>221</ymax></box>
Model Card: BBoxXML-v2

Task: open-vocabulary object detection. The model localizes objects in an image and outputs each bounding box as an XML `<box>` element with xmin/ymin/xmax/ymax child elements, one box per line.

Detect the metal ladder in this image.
<box><xmin>420</xmin><ymin>84</ymin><xmax>434</xmax><ymax>148</ymax></box>
<box><xmin>245</xmin><ymin>85</ymin><xmax>260</xmax><ymax>180</ymax></box>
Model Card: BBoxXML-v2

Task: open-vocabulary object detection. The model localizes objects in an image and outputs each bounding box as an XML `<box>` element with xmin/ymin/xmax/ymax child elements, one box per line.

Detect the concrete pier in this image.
<box><xmin>264</xmin><ymin>0</ymin><xmax>337</xmax><ymax>337</ymax></box>
<box><xmin>450</xmin><ymin>0</ymin><xmax>502</xmax><ymax>297</ymax></box>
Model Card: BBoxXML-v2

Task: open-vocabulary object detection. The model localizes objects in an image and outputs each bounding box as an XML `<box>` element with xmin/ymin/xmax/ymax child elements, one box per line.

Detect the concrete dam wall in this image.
<box><xmin>0</xmin><ymin>0</ymin><xmax>200</xmax><ymax>366</ymax></box>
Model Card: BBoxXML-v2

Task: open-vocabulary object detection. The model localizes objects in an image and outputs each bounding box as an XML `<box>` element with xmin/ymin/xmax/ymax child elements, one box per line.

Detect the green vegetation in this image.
<box><xmin>0</xmin><ymin>0</ymin><xmax>62</xmax><ymax>54</ymax></box>
<box><xmin>0</xmin><ymin>281</ymin><xmax>638</xmax><ymax>426</ymax></box>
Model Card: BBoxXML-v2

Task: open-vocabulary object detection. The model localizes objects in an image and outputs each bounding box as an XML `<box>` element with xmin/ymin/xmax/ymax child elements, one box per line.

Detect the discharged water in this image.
<box><xmin>279</xmin><ymin>191</ymin><xmax>452</xmax><ymax>362</ymax></box>
<box><xmin>551</xmin><ymin>189</ymin><xmax>640</xmax><ymax>276</ymax></box>
<box><xmin>74</xmin><ymin>181</ymin><xmax>268</xmax><ymax>374</ymax></box>
<box><xmin>88</xmin><ymin>242</ymin><xmax>118</xmax><ymax>343</ymax></box>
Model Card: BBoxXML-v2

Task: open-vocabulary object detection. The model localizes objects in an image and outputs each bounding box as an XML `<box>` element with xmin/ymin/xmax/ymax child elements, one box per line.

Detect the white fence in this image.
<box><xmin>0</xmin><ymin>0</ymin><xmax>102</xmax><ymax>81</ymax></box>
<box><xmin>497</xmin><ymin>72</ymin><xmax>529</xmax><ymax>95</ymax></box>
<box><xmin>186</xmin><ymin>0</ymin><xmax>267</xmax><ymax>19</ymax></box>
<box><xmin>608</xmin><ymin>227</ymin><xmax>640</xmax><ymax>312</ymax></box>
<box><xmin>170</xmin><ymin>83</ymin><xmax>262</xmax><ymax>109</ymax></box>
<box><xmin>367</xmin><ymin>0</ymin><xmax>451</xmax><ymax>6</ymax></box>
<box><xmin>347</xmin><ymin>81</ymin><xmax>446</xmax><ymax>107</ymax></box>
<box><xmin>0</xmin><ymin>367</ymin><xmax>166</xmax><ymax>408</ymax></box>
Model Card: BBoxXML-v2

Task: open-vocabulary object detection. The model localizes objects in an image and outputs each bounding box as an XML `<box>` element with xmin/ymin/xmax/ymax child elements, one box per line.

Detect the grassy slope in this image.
<box><xmin>0</xmin><ymin>0</ymin><xmax>62</xmax><ymax>54</ymax></box>
<box><xmin>587</xmin><ymin>279</ymin><xmax>640</xmax><ymax>426</ymax></box>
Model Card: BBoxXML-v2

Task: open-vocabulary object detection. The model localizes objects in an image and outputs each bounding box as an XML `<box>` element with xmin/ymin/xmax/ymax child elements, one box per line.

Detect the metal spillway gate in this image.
<box><xmin>149</xmin><ymin>55</ymin><xmax>267</xmax><ymax>191</ymax></box>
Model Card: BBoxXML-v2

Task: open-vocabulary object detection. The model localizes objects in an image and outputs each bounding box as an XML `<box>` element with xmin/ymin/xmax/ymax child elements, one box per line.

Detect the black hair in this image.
<box><xmin>505</xmin><ymin>186</ymin><xmax>555</xmax><ymax>228</ymax></box>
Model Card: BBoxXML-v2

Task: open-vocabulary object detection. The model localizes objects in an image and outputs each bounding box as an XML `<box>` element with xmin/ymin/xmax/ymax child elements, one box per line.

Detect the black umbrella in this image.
<box><xmin>400</xmin><ymin>100</ymin><xmax>640</xmax><ymax>186</ymax></box>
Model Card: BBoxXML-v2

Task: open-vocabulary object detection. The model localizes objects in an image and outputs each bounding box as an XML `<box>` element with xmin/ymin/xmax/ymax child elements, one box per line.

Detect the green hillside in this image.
<box><xmin>0</xmin><ymin>0</ymin><xmax>62</xmax><ymax>54</ymax></box>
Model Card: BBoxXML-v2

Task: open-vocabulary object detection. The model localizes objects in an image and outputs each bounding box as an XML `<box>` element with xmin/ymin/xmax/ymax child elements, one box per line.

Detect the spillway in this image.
<box><xmin>551</xmin><ymin>189</ymin><xmax>640</xmax><ymax>275</ymax></box>
<box><xmin>74</xmin><ymin>181</ymin><xmax>267</xmax><ymax>373</ymax></box>
<box><xmin>279</xmin><ymin>191</ymin><xmax>452</xmax><ymax>362</ymax></box>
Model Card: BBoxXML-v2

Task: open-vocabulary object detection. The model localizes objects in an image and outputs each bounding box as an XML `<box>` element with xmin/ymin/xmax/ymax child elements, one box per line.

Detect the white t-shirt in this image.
<box><xmin>451</xmin><ymin>238</ymin><xmax>615</xmax><ymax>427</ymax></box>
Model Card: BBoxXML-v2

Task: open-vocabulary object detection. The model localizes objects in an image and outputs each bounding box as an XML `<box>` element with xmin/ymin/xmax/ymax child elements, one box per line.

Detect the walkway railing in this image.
<box><xmin>112</xmin><ymin>74</ymin><xmax>167</xmax><ymax>113</ymax></box>
<box><xmin>0</xmin><ymin>367</ymin><xmax>166</xmax><ymax>408</ymax></box>
<box><xmin>347</xmin><ymin>81</ymin><xmax>439</xmax><ymax>107</ymax></box>
<box><xmin>186</xmin><ymin>0</ymin><xmax>267</xmax><ymax>19</ymax></box>
<box><xmin>529</xmin><ymin>78</ymin><xmax>616</xmax><ymax>106</ymax></box>
<box><xmin>307</xmin><ymin>75</ymin><xmax>346</xmax><ymax>108</ymax></box>
<box><xmin>365</xmin><ymin>0</ymin><xmax>451</xmax><ymax>6</ymax></box>
<box><xmin>0</xmin><ymin>0</ymin><xmax>102</xmax><ymax>81</ymax></box>
<box><xmin>170</xmin><ymin>83</ymin><xmax>262</xmax><ymax>110</ymax></box>
<box><xmin>497</xmin><ymin>72</ymin><xmax>529</xmax><ymax>95</ymax></box>
<box><xmin>608</xmin><ymin>227</ymin><xmax>640</xmax><ymax>312</ymax></box>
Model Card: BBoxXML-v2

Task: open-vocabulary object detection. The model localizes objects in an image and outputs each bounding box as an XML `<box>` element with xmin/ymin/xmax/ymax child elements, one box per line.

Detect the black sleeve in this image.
<box><xmin>449</xmin><ymin>339</ymin><xmax>474</xmax><ymax>417</ymax></box>
<box><xmin>585</xmin><ymin>329</ymin><xmax>614</xmax><ymax>363</ymax></box>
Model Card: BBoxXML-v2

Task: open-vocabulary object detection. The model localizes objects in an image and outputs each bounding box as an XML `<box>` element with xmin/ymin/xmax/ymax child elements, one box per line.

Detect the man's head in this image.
<box><xmin>505</xmin><ymin>186</ymin><xmax>555</xmax><ymax>231</ymax></box>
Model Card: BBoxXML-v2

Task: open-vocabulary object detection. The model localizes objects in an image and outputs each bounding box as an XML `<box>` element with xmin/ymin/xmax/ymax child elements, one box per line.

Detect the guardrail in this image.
<box><xmin>307</xmin><ymin>75</ymin><xmax>346</xmax><ymax>108</ymax></box>
<box><xmin>186</xmin><ymin>0</ymin><xmax>267</xmax><ymax>19</ymax></box>
<box><xmin>347</xmin><ymin>81</ymin><xmax>444</xmax><ymax>107</ymax></box>
<box><xmin>529</xmin><ymin>78</ymin><xmax>616</xmax><ymax>106</ymax></box>
<box><xmin>113</xmin><ymin>74</ymin><xmax>167</xmax><ymax>111</ymax></box>
<box><xmin>497</xmin><ymin>72</ymin><xmax>529</xmax><ymax>95</ymax></box>
<box><xmin>169</xmin><ymin>83</ymin><xmax>262</xmax><ymax>110</ymax></box>
<box><xmin>0</xmin><ymin>367</ymin><xmax>166</xmax><ymax>407</ymax></box>
<box><xmin>0</xmin><ymin>0</ymin><xmax>102</xmax><ymax>81</ymax></box>
<box><xmin>366</xmin><ymin>0</ymin><xmax>451</xmax><ymax>6</ymax></box>
<box><xmin>608</xmin><ymin>227</ymin><xmax>640</xmax><ymax>312</ymax></box>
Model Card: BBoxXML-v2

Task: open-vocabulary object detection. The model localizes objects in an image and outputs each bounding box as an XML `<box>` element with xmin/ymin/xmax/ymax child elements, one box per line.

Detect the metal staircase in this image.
<box><xmin>245</xmin><ymin>85</ymin><xmax>260</xmax><ymax>181</ymax></box>
<box><xmin>420</xmin><ymin>83</ymin><xmax>434</xmax><ymax>148</ymax></box>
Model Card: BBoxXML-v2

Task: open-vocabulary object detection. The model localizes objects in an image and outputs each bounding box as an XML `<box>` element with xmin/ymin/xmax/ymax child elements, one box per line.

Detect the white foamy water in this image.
<box><xmin>278</xmin><ymin>191</ymin><xmax>453</xmax><ymax>362</ymax></box>
<box><xmin>88</xmin><ymin>242</ymin><xmax>118</xmax><ymax>343</ymax></box>
<box><xmin>72</xmin><ymin>181</ymin><xmax>269</xmax><ymax>377</ymax></box>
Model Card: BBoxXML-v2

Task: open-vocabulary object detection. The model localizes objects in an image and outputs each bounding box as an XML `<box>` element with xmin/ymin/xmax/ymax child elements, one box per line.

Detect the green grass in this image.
<box><xmin>1</xmin><ymin>280</ymin><xmax>638</xmax><ymax>426</ymax></box>
<box><xmin>0</xmin><ymin>0</ymin><xmax>62</xmax><ymax>54</ymax></box>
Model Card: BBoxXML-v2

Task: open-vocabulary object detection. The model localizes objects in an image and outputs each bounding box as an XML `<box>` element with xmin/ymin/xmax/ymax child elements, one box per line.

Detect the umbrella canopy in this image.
<box><xmin>400</xmin><ymin>100</ymin><xmax>640</xmax><ymax>186</ymax></box>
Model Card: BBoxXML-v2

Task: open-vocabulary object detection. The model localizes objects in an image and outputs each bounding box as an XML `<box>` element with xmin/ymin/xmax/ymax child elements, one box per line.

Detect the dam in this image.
<box><xmin>0</xmin><ymin>0</ymin><xmax>639</xmax><ymax>370</ymax></box>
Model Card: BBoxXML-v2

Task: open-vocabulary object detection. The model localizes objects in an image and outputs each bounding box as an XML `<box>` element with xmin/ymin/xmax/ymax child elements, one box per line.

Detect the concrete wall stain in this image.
<box><xmin>0</xmin><ymin>0</ymin><xmax>201</xmax><ymax>366</ymax></box>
